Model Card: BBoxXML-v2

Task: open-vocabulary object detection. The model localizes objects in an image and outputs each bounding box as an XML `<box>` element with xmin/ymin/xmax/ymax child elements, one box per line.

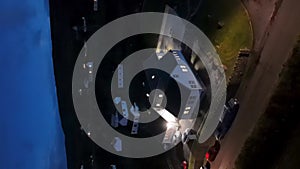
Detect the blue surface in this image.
<box><xmin>0</xmin><ymin>0</ymin><xmax>67</xmax><ymax>169</ymax></box>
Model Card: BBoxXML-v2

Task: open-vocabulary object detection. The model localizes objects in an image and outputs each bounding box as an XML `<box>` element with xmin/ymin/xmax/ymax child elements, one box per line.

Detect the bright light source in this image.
<box><xmin>156</xmin><ymin>52</ymin><xmax>164</xmax><ymax>60</ymax></box>
<box><xmin>182</xmin><ymin>68</ymin><xmax>188</xmax><ymax>72</ymax></box>
<box><xmin>166</xmin><ymin>122</ymin><xmax>175</xmax><ymax>129</ymax></box>
<box><xmin>87</xmin><ymin>132</ymin><xmax>91</xmax><ymax>136</ymax></box>
<box><xmin>151</xmin><ymin>75</ymin><xmax>155</xmax><ymax>79</ymax></box>
<box><xmin>146</xmin><ymin>93</ymin><xmax>150</xmax><ymax>97</ymax></box>
<box><xmin>156</xmin><ymin>103</ymin><xmax>160</xmax><ymax>107</ymax></box>
<box><xmin>205</xmin><ymin>152</ymin><xmax>210</xmax><ymax>160</ymax></box>
<box><xmin>86</xmin><ymin>62</ymin><xmax>93</xmax><ymax>68</ymax></box>
<box><xmin>158</xmin><ymin>94</ymin><xmax>163</xmax><ymax>98</ymax></box>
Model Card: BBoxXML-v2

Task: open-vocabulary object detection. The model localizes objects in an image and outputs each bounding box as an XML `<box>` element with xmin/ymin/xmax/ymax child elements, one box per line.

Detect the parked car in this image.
<box><xmin>227</xmin><ymin>98</ymin><xmax>240</xmax><ymax>114</ymax></box>
<box><xmin>182</xmin><ymin>128</ymin><xmax>197</xmax><ymax>144</ymax></box>
<box><xmin>205</xmin><ymin>140</ymin><xmax>221</xmax><ymax>162</ymax></box>
<box><xmin>200</xmin><ymin>161</ymin><xmax>211</xmax><ymax>169</ymax></box>
<box><xmin>181</xmin><ymin>160</ymin><xmax>187</xmax><ymax>169</ymax></box>
<box><xmin>214</xmin><ymin>98</ymin><xmax>239</xmax><ymax>140</ymax></box>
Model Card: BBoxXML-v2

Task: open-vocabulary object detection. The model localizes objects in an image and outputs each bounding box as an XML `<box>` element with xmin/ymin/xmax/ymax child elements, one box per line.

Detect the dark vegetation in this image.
<box><xmin>235</xmin><ymin>37</ymin><xmax>300</xmax><ymax>169</ymax></box>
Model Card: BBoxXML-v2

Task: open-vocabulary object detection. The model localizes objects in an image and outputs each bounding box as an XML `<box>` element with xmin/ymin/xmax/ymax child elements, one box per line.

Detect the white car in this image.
<box><xmin>82</xmin><ymin>17</ymin><xmax>87</xmax><ymax>32</ymax></box>
<box><xmin>93</xmin><ymin>0</ymin><xmax>98</xmax><ymax>11</ymax></box>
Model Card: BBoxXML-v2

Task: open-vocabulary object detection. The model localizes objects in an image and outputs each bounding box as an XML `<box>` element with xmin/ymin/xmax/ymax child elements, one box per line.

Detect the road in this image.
<box><xmin>212</xmin><ymin>0</ymin><xmax>300</xmax><ymax>168</ymax></box>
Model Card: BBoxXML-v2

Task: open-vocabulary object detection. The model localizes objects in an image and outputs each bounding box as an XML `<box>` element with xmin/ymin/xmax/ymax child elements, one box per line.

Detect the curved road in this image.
<box><xmin>212</xmin><ymin>0</ymin><xmax>300</xmax><ymax>168</ymax></box>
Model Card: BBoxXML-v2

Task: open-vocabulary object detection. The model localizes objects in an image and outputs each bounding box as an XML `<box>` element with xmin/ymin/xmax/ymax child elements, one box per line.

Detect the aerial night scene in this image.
<box><xmin>1</xmin><ymin>0</ymin><xmax>300</xmax><ymax>169</ymax></box>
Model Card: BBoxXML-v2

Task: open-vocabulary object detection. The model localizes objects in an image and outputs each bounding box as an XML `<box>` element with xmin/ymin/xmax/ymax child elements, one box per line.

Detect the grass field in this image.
<box><xmin>192</xmin><ymin>0</ymin><xmax>253</xmax><ymax>77</ymax></box>
<box><xmin>235</xmin><ymin>37</ymin><xmax>300</xmax><ymax>169</ymax></box>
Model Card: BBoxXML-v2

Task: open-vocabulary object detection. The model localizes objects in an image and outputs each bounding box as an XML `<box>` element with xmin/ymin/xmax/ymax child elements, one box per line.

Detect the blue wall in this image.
<box><xmin>0</xmin><ymin>0</ymin><xmax>67</xmax><ymax>169</ymax></box>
